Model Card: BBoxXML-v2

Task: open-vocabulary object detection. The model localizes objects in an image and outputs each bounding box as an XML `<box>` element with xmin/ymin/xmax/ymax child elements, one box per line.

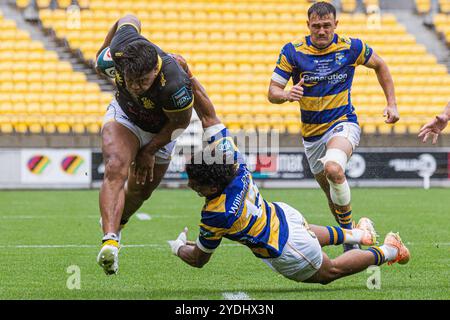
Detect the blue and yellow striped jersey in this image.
<box><xmin>272</xmin><ymin>34</ymin><xmax>373</xmax><ymax>142</ymax></box>
<box><xmin>196</xmin><ymin>127</ymin><xmax>289</xmax><ymax>259</ymax></box>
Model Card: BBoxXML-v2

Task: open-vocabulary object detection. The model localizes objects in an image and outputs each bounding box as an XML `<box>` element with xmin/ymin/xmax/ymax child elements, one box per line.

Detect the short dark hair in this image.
<box><xmin>308</xmin><ymin>1</ymin><xmax>337</xmax><ymax>19</ymax></box>
<box><xmin>185</xmin><ymin>149</ymin><xmax>238</xmax><ymax>193</ymax></box>
<box><xmin>117</xmin><ymin>40</ymin><xmax>158</xmax><ymax>79</ymax></box>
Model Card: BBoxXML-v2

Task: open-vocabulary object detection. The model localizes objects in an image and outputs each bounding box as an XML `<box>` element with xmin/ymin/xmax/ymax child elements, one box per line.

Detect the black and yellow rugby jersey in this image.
<box><xmin>109</xmin><ymin>23</ymin><xmax>193</xmax><ymax>133</ymax></box>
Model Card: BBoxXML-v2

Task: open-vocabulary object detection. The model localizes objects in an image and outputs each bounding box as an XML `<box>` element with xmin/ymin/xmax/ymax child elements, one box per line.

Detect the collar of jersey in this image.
<box><xmin>306</xmin><ymin>34</ymin><xmax>338</xmax><ymax>50</ymax></box>
<box><xmin>156</xmin><ymin>55</ymin><xmax>163</xmax><ymax>74</ymax></box>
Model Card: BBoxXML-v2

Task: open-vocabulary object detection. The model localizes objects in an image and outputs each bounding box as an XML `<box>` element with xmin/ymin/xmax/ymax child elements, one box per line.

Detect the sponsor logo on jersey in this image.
<box><xmin>172</xmin><ymin>86</ymin><xmax>193</xmax><ymax>109</ymax></box>
<box><xmin>300</xmin><ymin>71</ymin><xmax>348</xmax><ymax>86</ymax></box>
<box><xmin>340</xmin><ymin>36</ymin><xmax>352</xmax><ymax>45</ymax></box>
<box><xmin>335</xmin><ymin>52</ymin><xmax>347</xmax><ymax>66</ymax></box>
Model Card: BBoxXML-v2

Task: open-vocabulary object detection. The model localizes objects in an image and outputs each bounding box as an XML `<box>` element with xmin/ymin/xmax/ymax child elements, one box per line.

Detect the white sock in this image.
<box><xmin>102</xmin><ymin>232</ymin><xmax>119</xmax><ymax>242</ymax></box>
<box><xmin>343</xmin><ymin>229</ymin><xmax>364</xmax><ymax>244</ymax></box>
<box><xmin>203</xmin><ymin>123</ymin><xmax>226</xmax><ymax>142</ymax></box>
<box><xmin>379</xmin><ymin>244</ymin><xmax>398</xmax><ymax>262</ymax></box>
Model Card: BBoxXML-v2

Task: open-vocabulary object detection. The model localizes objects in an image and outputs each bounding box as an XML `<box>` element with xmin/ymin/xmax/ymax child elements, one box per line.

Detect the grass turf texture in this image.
<box><xmin>0</xmin><ymin>188</ymin><xmax>449</xmax><ymax>300</ymax></box>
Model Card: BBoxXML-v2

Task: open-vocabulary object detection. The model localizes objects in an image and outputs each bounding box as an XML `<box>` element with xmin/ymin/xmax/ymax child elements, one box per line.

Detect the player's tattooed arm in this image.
<box><xmin>171</xmin><ymin>53</ymin><xmax>222</xmax><ymax>129</ymax></box>
<box><xmin>364</xmin><ymin>51</ymin><xmax>399</xmax><ymax>124</ymax></box>
<box><xmin>96</xmin><ymin>15</ymin><xmax>141</xmax><ymax>59</ymax></box>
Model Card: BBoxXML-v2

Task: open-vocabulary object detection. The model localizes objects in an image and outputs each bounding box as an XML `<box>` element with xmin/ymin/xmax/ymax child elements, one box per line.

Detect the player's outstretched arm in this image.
<box><xmin>171</xmin><ymin>54</ymin><xmax>221</xmax><ymax>129</ymax></box>
<box><xmin>268</xmin><ymin>78</ymin><xmax>304</xmax><ymax>104</ymax></box>
<box><xmin>95</xmin><ymin>15</ymin><xmax>141</xmax><ymax>60</ymax></box>
<box><xmin>168</xmin><ymin>227</ymin><xmax>212</xmax><ymax>268</ymax></box>
<box><xmin>364</xmin><ymin>52</ymin><xmax>399</xmax><ymax>124</ymax></box>
<box><xmin>418</xmin><ymin>101</ymin><xmax>450</xmax><ymax>144</ymax></box>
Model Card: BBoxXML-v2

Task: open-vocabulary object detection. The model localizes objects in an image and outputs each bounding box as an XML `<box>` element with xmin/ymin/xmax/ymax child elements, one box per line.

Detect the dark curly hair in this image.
<box><xmin>116</xmin><ymin>40</ymin><xmax>158</xmax><ymax>79</ymax></box>
<box><xmin>185</xmin><ymin>149</ymin><xmax>238</xmax><ymax>193</ymax></box>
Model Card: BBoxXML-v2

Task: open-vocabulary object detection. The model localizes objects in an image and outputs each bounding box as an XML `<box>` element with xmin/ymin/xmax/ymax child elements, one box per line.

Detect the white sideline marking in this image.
<box><xmin>0</xmin><ymin>243</ymin><xmax>241</xmax><ymax>249</ymax></box>
<box><xmin>0</xmin><ymin>244</ymin><xmax>161</xmax><ymax>249</ymax></box>
<box><xmin>0</xmin><ymin>215</ymin><xmax>185</xmax><ymax>220</ymax></box>
<box><xmin>222</xmin><ymin>292</ymin><xmax>252</xmax><ymax>300</ymax></box>
<box><xmin>0</xmin><ymin>216</ymin><xmax>54</xmax><ymax>219</ymax></box>
<box><xmin>136</xmin><ymin>213</ymin><xmax>152</xmax><ymax>221</ymax></box>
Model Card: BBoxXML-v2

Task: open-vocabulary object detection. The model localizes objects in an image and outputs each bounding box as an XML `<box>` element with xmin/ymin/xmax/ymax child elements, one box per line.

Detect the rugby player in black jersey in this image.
<box><xmin>95</xmin><ymin>15</ymin><xmax>194</xmax><ymax>275</ymax></box>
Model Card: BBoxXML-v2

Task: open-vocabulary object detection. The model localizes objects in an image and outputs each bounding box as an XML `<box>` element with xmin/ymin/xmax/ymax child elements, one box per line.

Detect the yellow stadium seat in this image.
<box><xmin>36</xmin><ymin>0</ymin><xmax>52</xmax><ymax>9</ymax></box>
<box><xmin>29</xmin><ymin>123</ymin><xmax>43</xmax><ymax>134</ymax></box>
<box><xmin>57</xmin><ymin>0</ymin><xmax>73</xmax><ymax>8</ymax></box>
<box><xmin>2</xmin><ymin>0</ymin><xmax>449</xmax><ymax>134</ymax></box>
<box><xmin>16</xmin><ymin>0</ymin><xmax>32</xmax><ymax>9</ymax></box>
<box><xmin>0</xmin><ymin>123</ymin><xmax>14</xmax><ymax>134</ymax></box>
<box><xmin>44</xmin><ymin>122</ymin><xmax>58</xmax><ymax>134</ymax></box>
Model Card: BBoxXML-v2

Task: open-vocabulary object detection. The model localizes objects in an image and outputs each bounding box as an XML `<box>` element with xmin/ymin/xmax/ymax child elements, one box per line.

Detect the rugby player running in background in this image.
<box><xmin>267</xmin><ymin>2</ymin><xmax>399</xmax><ymax>251</ymax></box>
<box><xmin>168</xmin><ymin>55</ymin><xmax>409</xmax><ymax>284</ymax></box>
<box><xmin>95</xmin><ymin>15</ymin><xmax>194</xmax><ymax>275</ymax></box>
<box><xmin>419</xmin><ymin>101</ymin><xmax>450</xmax><ymax>144</ymax></box>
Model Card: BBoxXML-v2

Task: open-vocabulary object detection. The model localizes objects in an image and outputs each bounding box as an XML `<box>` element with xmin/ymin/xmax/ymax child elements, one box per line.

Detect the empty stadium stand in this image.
<box><xmin>0</xmin><ymin>9</ymin><xmax>111</xmax><ymax>134</ymax></box>
<box><xmin>1</xmin><ymin>0</ymin><xmax>449</xmax><ymax>137</ymax></box>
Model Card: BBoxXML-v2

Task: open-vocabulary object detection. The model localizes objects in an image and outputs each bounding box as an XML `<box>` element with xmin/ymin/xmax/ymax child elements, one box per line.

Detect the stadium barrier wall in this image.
<box><xmin>96</xmin><ymin>147</ymin><xmax>450</xmax><ymax>188</ymax></box>
<box><xmin>0</xmin><ymin>148</ymin><xmax>91</xmax><ymax>189</ymax></box>
<box><xmin>0</xmin><ymin>148</ymin><xmax>449</xmax><ymax>189</ymax></box>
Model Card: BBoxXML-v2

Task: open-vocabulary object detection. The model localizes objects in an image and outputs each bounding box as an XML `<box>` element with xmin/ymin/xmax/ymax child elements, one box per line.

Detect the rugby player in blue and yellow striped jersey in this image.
<box><xmin>167</xmin><ymin>55</ymin><xmax>409</xmax><ymax>284</ymax></box>
<box><xmin>268</xmin><ymin>2</ymin><xmax>399</xmax><ymax>251</ymax></box>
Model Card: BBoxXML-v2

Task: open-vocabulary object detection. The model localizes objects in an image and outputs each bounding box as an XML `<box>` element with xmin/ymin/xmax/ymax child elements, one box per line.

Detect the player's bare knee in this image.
<box><xmin>324</xmin><ymin>161</ymin><xmax>345</xmax><ymax>184</ymax></box>
<box><xmin>104</xmin><ymin>156</ymin><xmax>129</xmax><ymax>182</ymax></box>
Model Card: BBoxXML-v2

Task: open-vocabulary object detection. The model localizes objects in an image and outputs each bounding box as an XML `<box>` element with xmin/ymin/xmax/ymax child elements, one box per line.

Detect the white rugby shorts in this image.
<box><xmin>262</xmin><ymin>202</ymin><xmax>323</xmax><ymax>282</ymax></box>
<box><xmin>303</xmin><ymin>122</ymin><xmax>361</xmax><ymax>175</ymax></box>
<box><xmin>102</xmin><ymin>98</ymin><xmax>176</xmax><ymax>164</ymax></box>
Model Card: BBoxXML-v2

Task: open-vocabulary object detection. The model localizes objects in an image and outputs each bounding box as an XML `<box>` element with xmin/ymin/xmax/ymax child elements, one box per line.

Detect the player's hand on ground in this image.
<box><xmin>286</xmin><ymin>78</ymin><xmax>304</xmax><ymax>102</ymax></box>
<box><xmin>133</xmin><ymin>150</ymin><xmax>156</xmax><ymax>185</ymax></box>
<box><xmin>383</xmin><ymin>105</ymin><xmax>400</xmax><ymax>124</ymax></box>
<box><xmin>418</xmin><ymin>114</ymin><xmax>449</xmax><ymax>144</ymax></box>
<box><xmin>168</xmin><ymin>227</ymin><xmax>188</xmax><ymax>255</ymax></box>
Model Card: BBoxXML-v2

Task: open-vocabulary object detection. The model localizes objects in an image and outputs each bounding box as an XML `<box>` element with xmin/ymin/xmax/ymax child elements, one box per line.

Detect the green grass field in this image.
<box><xmin>0</xmin><ymin>188</ymin><xmax>449</xmax><ymax>300</ymax></box>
